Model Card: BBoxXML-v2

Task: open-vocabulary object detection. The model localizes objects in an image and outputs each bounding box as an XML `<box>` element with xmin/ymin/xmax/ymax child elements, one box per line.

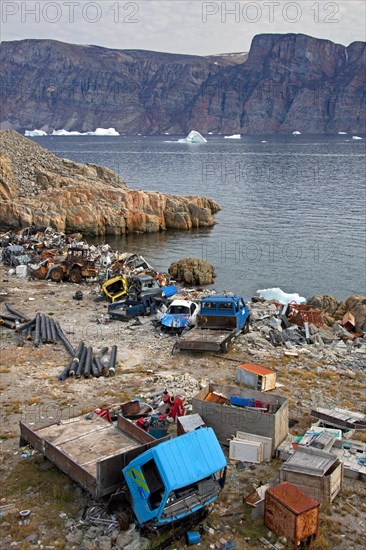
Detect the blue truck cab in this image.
<box><xmin>123</xmin><ymin>427</ymin><xmax>227</xmax><ymax>527</ymax></box>
<box><xmin>198</xmin><ymin>294</ymin><xmax>250</xmax><ymax>334</ymax></box>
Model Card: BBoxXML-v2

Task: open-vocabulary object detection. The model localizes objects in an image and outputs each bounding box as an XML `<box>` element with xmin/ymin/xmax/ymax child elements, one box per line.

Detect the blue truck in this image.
<box><xmin>174</xmin><ymin>294</ymin><xmax>250</xmax><ymax>353</ymax></box>
<box><xmin>20</xmin><ymin>415</ymin><xmax>226</xmax><ymax>530</ymax></box>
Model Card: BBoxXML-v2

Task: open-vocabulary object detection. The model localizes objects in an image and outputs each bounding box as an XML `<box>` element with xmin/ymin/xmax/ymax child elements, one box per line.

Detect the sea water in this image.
<box><xmin>31</xmin><ymin>134</ymin><xmax>366</xmax><ymax>300</ymax></box>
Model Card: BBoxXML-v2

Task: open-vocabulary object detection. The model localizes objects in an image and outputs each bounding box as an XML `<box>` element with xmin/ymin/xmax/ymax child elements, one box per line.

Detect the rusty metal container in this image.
<box><xmin>264</xmin><ymin>482</ymin><xmax>319</xmax><ymax>549</ymax></box>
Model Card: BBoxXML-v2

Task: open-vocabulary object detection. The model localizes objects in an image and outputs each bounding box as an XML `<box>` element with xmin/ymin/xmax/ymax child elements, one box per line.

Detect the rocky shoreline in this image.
<box><xmin>0</xmin><ymin>130</ymin><xmax>220</xmax><ymax>235</ymax></box>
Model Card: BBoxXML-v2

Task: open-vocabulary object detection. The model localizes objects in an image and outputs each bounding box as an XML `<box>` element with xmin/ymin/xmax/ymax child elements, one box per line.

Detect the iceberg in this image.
<box><xmin>338</xmin><ymin>131</ymin><xmax>347</xmax><ymax>135</ymax></box>
<box><xmin>178</xmin><ymin>130</ymin><xmax>207</xmax><ymax>144</ymax></box>
<box><xmin>292</xmin><ymin>130</ymin><xmax>301</xmax><ymax>135</ymax></box>
<box><xmin>257</xmin><ymin>287</ymin><xmax>306</xmax><ymax>305</ymax></box>
<box><xmin>352</xmin><ymin>136</ymin><xmax>363</xmax><ymax>140</ymax></box>
<box><xmin>51</xmin><ymin>128</ymin><xmax>120</xmax><ymax>136</ymax></box>
<box><xmin>24</xmin><ymin>130</ymin><xmax>47</xmax><ymax>137</ymax></box>
<box><xmin>224</xmin><ymin>134</ymin><xmax>241</xmax><ymax>139</ymax></box>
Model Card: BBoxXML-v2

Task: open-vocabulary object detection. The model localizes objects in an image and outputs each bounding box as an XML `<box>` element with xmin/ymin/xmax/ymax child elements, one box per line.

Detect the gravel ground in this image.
<box><xmin>0</xmin><ymin>267</ymin><xmax>365</xmax><ymax>550</ymax></box>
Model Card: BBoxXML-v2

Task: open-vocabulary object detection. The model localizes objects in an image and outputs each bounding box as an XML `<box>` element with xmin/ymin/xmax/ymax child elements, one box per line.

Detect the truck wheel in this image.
<box><xmin>69</xmin><ymin>268</ymin><xmax>82</xmax><ymax>284</ymax></box>
<box><xmin>49</xmin><ymin>267</ymin><xmax>64</xmax><ymax>283</ymax></box>
<box><xmin>116</xmin><ymin>511</ymin><xmax>130</xmax><ymax>531</ymax></box>
<box><xmin>243</xmin><ymin>317</ymin><xmax>250</xmax><ymax>334</ymax></box>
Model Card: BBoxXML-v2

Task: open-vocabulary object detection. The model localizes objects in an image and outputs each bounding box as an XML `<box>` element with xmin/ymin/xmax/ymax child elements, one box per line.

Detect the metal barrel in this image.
<box><xmin>54</xmin><ymin>321</ymin><xmax>75</xmax><ymax>357</ymax></box>
<box><xmin>84</xmin><ymin>347</ymin><xmax>93</xmax><ymax>378</ymax></box>
<box><xmin>108</xmin><ymin>345</ymin><xmax>117</xmax><ymax>376</ymax></box>
<box><xmin>4</xmin><ymin>303</ymin><xmax>31</xmax><ymax>322</ymax></box>
<box><xmin>49</xmin><ymin>318</ymin><xmax>58</xmax><ymax>343</ymax></box>
<box><xmin>76</xmin><ymin>347</ymin><xmax>87</xmax><ymax>378</ymax></box>
<box><xmin>45</xmin><ymin>315</ymin><xmax>53</xmax><ymax>343</ymax></box>
<box><xmin>68</xmin><ymin>342</ymin><xmax>85</xmax><ymax>377</ymax></box>
<box><xmin>40</xmin><ymin>314</ymin><xmax>47</xmax><ymax>343</ymax></box>
<box><xmin>34</xmin><ymin>313</ymin><xmax>41</xmax><ymax>346</ymax></box>
<box><xmin>16</xmin><ymin>317</ymin><xmax>36</xmax><ymax>333</ymax></box>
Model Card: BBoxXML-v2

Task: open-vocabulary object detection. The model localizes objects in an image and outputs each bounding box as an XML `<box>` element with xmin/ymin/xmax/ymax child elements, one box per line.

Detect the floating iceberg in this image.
<box><xmin>24</xmin><ymin>130</ymin><xmax>47</xmax><ymax>137</ymax></box>
<box><xmin>338</xmin><ymin>131</ymin><xmax>347</xmax><ymax>135</ymax></box>
<box><xmin>292</xmin><ymin>130</ymin><xmax>301</xmax><ymax>135</ymax></box>
<box><xmin>51</xmin><ymin>128</ymin><xmax>120</xmax><ymax>136</ymax></box>
<box><xmin>257</xmin><ymin>287</ymin><xmax>306</xmax><ymax>305</ymax></box>
<box><xmin>352</xmin><ymin>135</ymin><xmax>363</xmax><ymax>140</ymax></box>
<box><xmin>178</xmin><ymin>130</ymin><xmax>207</xmax><ymax>144</ymax></box>
<box><xmin>224</xmin><ymin>134</ymin><xmax>241</xmax><ymax>139</ymax></box>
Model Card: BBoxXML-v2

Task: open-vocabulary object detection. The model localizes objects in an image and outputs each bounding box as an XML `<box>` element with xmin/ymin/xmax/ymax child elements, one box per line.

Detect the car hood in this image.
<box><xmin>161</xmin><ymin>314</ymin><xmax>190</xmax><ymax>328</ymax></box>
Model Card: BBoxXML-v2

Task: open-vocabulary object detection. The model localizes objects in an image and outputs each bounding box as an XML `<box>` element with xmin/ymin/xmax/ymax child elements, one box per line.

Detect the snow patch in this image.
<box><xmin>257</xmin><ymin>287</ymin><xmax>306</xmax><ymax>305</ymax></box>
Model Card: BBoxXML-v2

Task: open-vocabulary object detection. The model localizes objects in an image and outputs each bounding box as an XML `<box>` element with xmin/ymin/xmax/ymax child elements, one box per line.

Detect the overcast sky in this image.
<box><xmin>1</xmin><ymin>0</ymin><xmax>365</xmax><ymax>55</ymax></box>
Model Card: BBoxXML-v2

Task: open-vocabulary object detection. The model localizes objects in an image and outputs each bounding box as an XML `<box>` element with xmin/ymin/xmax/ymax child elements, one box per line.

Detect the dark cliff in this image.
<box><xmin>0</xmin><ymin>34</ymin><xmax>365</xmax><ymax>134</ymax></box>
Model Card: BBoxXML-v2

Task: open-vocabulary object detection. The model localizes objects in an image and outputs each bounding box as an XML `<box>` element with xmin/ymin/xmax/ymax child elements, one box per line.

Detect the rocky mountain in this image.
<box><xmin>1</xmin><ymin>34</ymin><xmax>365</xmax><ymax>134</ymax></box>
<box><xmin>0</xmin><ymin>130</ymin><xmax>220</xmax><ymax>235</ymax></box>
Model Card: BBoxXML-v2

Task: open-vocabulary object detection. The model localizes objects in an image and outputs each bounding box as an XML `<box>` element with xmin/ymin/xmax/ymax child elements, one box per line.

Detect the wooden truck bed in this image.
<box><xmin>19</xmin><ymin>413</ymin><xmax>168</xmax><ymax>498</ymax></box>
<box><xmin>175</xmin><ymin>328</ymin><xmax>234</xmax><ymax>351</ymax></box>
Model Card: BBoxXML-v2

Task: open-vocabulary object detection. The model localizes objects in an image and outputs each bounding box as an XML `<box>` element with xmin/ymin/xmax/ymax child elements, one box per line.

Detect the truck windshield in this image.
<box><xmin>141</xmin><ymin>459</ymin><xmax>165</xmax><ymax>510</ymax></box>
<box><xmin>218</xmin><ymin>303</ymin><xmax>233</xmax><ymax>311</ymax></box>
<box><xmin>168</xmin><ymin>305</ymin><xmax>190</xmax><ymax>315</ymax></box>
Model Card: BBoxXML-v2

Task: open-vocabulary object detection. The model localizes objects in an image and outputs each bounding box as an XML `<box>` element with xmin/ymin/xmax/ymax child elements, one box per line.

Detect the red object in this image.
<box><xmin>136</xmin><ymin>417</ymin><xmax>150</xmax><ymax>431</ymax></box>
<box><xmin>255</xmin><ymin>400</ymin><xmax>263</xmax><ymax>408</ymax></box>
<box><xmin>95</xmin><ymin>409</ymin><xmax>112</xmax><ymax>423</ymax></box>
<box><xmin>169</xmin><ymin>397</ymin><xmax>185</xmax><ymax>420</ymax></box>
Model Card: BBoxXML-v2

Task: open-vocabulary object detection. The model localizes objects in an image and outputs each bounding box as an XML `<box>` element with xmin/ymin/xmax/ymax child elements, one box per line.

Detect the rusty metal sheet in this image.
<box><xmin>287</xmin><ymin>303</ymin><xmax>324</xmax><ymax>327</ymax></box>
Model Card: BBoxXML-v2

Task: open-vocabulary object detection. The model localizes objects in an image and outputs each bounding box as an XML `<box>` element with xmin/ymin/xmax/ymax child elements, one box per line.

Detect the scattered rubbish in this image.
<box><xmin>310</xmin><ymin>405</ymin><xmax>366</xmax><ymax>431</ymax></box>
<box><xmin>236</xmin><ymin>363</ymin><xmax>276</xmax><ymax>392</ymax></box>
<box><xmin>73</xmin><ymin>290</ymin><xmax>83</xmax><ymax>300</ymax></box>
<box><xmin>264</xmin><ymin>482</ymin><xmax>319</xmax><ymax>548</ymax></box>
<box><xmin>192</xmin><ymin>383</ymin><xmax>288</xmax><ymax>454</ymax></box>
<box><xmin>174</xmin><ymin>294</ymin><xmax>250</xmax><ymax>353</ymax></box>
<box><xmin>245</xmin><ymin>484</ymin><xmax>269</xmax><ymax>520</ymax></box>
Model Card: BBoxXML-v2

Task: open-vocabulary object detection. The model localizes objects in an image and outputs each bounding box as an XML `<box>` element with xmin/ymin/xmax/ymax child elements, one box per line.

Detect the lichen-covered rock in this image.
<box><xmin>0</xmin><ymin>131</ymin><xmax>220</xmax><ymax>236</ymax></box>
<box><xmin>168</xmin><ymin>257</ymin><xmax>216</xmax><ymax>286</ymax></box>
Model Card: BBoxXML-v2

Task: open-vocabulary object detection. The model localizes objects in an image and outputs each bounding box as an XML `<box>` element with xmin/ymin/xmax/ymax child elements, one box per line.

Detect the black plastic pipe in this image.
<box><xmin>68</xmin><ymin>342</ymin><xmax>85</xmax><ymax>377</ymax></box>
<box><xmin>16</xmin><ymin>317</ymin><xmax>36</xmax><ymax>333</ymax></box>
<box><xmin>49</xmin><ymin>318</ymin><xmax>58</xmax><ymax>343</ymax></box>
<box><xmin>108</xmin><ymin>345</ymin><xmax>117</xmax><ymax>376</ymax></box>
<box><xmin>40</xmin><ymin>314</ymin><xmax>47</xmax><ymax>343</ymax></box>
<box><xmin>54</xmin><ymin>321</ymin><xmax>75</xmax><ymax>357</ymax></box>
<box><xmin>34</xmin><ymin>313</ymin><xmax>41</xmax><ymax>346</ymax></box>
<box><xmin>93</xmin><ymin>356</ymin><xmax>104</xmax><ymax>377</ymax></box>
<box><xmin>76</xmin><ymin>347</ymin><xmax>87</xmax><ymax>378</ymax></box>
<box><xmin>91</xmin><ymin>357</ymin><xmax>101</xmax><ymax>378</ymax></box>
<box><xmin>4</xmin><ymin>303</ymin><xmax>31</xmax><ymax>322</ymax></box>
<box><xmin>84</xmin><ymin>347</ymin><xmax>93</xmax><ymax>378</ymax></box>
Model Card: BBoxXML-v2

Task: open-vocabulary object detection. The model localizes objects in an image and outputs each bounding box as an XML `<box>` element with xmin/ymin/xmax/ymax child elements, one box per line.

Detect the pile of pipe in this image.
<box><xmin>0</xmin><ymin>303</ymin><xmax>117</xmax><ymax>381</ymax></box>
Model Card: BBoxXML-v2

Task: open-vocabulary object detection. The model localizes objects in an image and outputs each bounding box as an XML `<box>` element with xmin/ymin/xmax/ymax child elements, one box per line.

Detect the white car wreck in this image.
<box><xmin>160</xmin><ymin>300</ymin><xmax>199</xmax><ymax>332</ymax></box>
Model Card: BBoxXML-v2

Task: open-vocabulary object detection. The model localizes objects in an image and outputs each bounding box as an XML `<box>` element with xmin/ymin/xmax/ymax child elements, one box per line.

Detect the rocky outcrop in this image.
<box><xmin>307</xmin><ymin>294</ymin><xmax>366</xmax><ymax>331</ymax></box>
<box><xmin>1</xmin><ymin>35</ymin><xmax>365</xmax><ymax>134</ymax></box>
<box><xmin>0</xmin><ymin>131</ymin><xmax>220</xmax><ymax>235</ymax></box>
<box><xmin>169</xmin><ymin>258</ymin><xmax>216</xmax><ymax>286</ymax></box>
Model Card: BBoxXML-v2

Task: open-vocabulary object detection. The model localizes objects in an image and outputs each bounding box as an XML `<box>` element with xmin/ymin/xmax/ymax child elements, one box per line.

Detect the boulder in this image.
<box><xmin>344</xmin><ymin>295</ymin><xmax>366</xmax><ymax>331</ymax></box>
<box><xmin>168</xmin><ymin>257</ymin><xmax>216</xmax><ymax>286</ymax></box>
